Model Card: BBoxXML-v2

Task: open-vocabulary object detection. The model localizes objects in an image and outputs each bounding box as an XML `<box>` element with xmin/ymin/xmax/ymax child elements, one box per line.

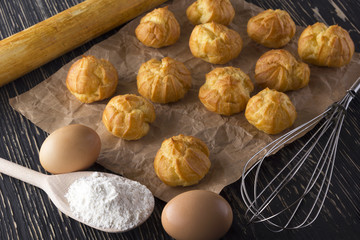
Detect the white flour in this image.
<box><xmin>65</xmin><ymin>172</ymin><xmax>154</xmax><ymax>231</ymax></box>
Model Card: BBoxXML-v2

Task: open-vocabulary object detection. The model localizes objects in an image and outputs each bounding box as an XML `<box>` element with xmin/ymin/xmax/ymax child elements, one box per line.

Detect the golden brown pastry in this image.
<box><xmin>137</xmin><ymin>57</ymin><xmax>192</xmax><ymax>103</ymax></box>
<box><xmin>298</xmin><ymin>22</ymin><xmax>355</xmax><ymax>67</ymax></box>
<box><xmin>66</xmin><ymin>55</ymin><xmax>118</xmax><ymax>103</ymax></box>
<box><xmin>245</xmin><ymin>88</ymin><xmax>297</xmax><ymax>134</ymax></box>
<box><xmin>189</xmin><ymin>22</ymin><xmax>243</xmax><ymax>64</ymax></box>
<box><xmin>154</xmin><ymin>134</ymin><xmax>211</xmax><ymax>187</ymax></box>
<box><xmin>135</xmin><ymin>6</ymin><xmax>180</xmax><ymax>48</ymax></box>
<box><xmin>199</xmin><ymin>67</ymin><xmax>254</xmax><ymax>115</ymax></box>
<box><xmin>186</xmin><ymin>0</ymin><xmax>235</xmax><ymax>26</ymax></box>
<box><xmin>247</xmin><ymin>9</ymin><xmax>296</xmax><ymax>48</ymax></box>
<box><xmin>102</xmin><ymin>94</ymin><xmax>156</xmax><ymax>140</ymax></box>
<box><xmin>255</xmin><ymin>49</ymin><xmax>310</xmax><ymax>92</ymax></box>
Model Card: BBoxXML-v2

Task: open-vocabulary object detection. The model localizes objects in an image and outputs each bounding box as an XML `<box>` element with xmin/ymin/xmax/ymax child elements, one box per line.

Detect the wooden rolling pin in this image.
<box><xmin>0</xmin><ymin>0</ymin><xmax>167</xmax><ymax>87</ymax></box>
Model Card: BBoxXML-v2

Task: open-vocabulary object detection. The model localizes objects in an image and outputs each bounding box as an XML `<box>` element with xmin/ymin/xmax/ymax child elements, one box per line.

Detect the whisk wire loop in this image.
<box><xmin>242</xmin><ymin>110</ymin><xmax>329</xmax><ymax>210</ymax></box>
<box><xmin>241</xmin><ymin>77</ymin><xmax>360</xmax><ymax>231</ymax></box>
<box><xmin>245</xmin><ymin>111</ymin><xmax>334</xmax><ymax>228</ymax></box>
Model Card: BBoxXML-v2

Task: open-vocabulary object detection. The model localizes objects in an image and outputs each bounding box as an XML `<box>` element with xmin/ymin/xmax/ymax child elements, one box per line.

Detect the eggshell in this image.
<box><xmin>161</xmin><ymin>190</ymin><xmax>233</xmax><ymax>240</ymax></box>
<box><xmin>39</xmin><ymin>124</ymin><xmax>101</xmax><ymax>174</ymax></box>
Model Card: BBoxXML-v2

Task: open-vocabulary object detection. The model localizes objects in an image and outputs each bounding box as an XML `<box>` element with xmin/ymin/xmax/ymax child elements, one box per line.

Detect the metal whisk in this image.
<box><xmin>240</xmin><ymin>77</ymin><xmax>360</xmax><ymax>232</ymax></box>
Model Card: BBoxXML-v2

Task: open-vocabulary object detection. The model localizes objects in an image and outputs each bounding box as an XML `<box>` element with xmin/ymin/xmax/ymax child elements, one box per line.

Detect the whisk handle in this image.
<box><xmin>349</xmin><ymin>77</ymin><xmax>360</xmax><ymax>96</ymax></box>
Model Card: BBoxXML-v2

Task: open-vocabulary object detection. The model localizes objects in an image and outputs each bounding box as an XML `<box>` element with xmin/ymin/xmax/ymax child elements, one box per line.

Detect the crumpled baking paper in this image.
<box><xmin>10</xmin><ymin>0</ymin><xmax>360</xmax><ymax>202</ymax></box>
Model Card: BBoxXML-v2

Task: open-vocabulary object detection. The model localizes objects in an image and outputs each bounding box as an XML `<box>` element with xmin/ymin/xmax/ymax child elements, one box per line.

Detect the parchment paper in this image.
<box><xmin>10</xmin><ymin>0</ymin><xmax>360</xmax><ymax>202</ymax></box>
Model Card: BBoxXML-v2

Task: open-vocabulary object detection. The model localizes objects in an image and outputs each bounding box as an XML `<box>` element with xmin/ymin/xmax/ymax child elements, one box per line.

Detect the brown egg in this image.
<box><xmin>161</xmin><ymin>190</ymin><xmax>233</xmax><ymax>240</ymax></box>
<box><xmin>39</xmin><ymin>124</ymin><xmax>101</xmax><ymax>174</ymax></box>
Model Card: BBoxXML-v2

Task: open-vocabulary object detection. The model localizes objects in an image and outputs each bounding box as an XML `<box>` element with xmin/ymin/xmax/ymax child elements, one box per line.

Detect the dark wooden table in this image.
<box><xmin>1</xmin><ymin>0</ymin><xmax>360</xmax><ymax>239</ymax></box>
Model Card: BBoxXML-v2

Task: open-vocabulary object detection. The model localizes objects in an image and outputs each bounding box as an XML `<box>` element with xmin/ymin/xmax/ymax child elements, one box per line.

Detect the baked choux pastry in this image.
<box><xmin>154</xmin><ymin>134</ymin><xmax>211</xmax><ymax>187</ymax></box>
<box><xmin>186</xmin><ymin>0</ymin><xmax>235</xmax><ymax>26</ymax></box>
<box><xmin>199</xmin><ymin>67</ymin><xmax>254</xmax><ymax>115</ymax></box>
<box><xmin>102</xmin><ymin>94</ymin><xmax>156</xmax><ymax>140</ymax></box>
<box><xmin>135</xmin><ymin>6</ymin><xmax>180</xmax><ymax>48</ymax></box>
<box><xmin>245</xmin><ymin>88</ymin><xmax>297</xmax><ymax>134</ymax></box>
<box><xmin>189</xmin><ymin>22</ymin><xmax>243</xmax><ymax>64</ymax></box>
<box><xmin>137</xmin><ymin>57</ymin><xmax>192</xmax><ymax>103</ymax></box>
<box><xmin>247</xmin><ymin>9</ymin><xmax>296</xmax><ymax>48</ymax></box>
<box><xmin>255</xmin><ymin>49</ymin><xmax>310</xmax><ymax>92</ymax></box>
<box><xmin>66</xmin><ymin>55</ymin><xmax>118</xmax><ymax>103</ymax></box>
<box><xmin>298</xmin><ymin>22</ymin><xmax>355</xmax><ymax>67</ymax></box>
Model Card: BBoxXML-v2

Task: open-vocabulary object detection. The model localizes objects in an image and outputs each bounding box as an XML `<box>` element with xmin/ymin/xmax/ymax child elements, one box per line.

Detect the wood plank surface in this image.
<box><xmin>1</xmin><ymin>0</ymin><xmax>360</xmax><ymax>239</ymax></box>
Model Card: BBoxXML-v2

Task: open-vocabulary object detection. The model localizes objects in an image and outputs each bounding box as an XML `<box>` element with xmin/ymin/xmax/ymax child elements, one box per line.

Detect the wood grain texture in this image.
<box><xmin>0</xmin><ymin>0</ymin><xmax>360</xmax><ymax>239</ymax></box>
<box><xmin>0</xmin><ymin>0</ymin><xmax>168</xmax><ymax>87</ymax></box>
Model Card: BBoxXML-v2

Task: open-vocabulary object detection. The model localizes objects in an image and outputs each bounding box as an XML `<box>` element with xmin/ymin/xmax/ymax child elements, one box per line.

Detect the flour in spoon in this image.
<box><xmin>65</xmin><ymin>172</ymin><xmax>154</xmax><ymax>231</ymax></box>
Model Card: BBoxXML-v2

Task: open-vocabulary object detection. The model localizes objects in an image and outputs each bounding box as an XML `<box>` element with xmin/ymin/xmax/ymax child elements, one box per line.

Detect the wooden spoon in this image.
<box><xmin>0</xmin><ymin>157</ymin><xmax>154</xmax><ymax>233</ymax></box>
